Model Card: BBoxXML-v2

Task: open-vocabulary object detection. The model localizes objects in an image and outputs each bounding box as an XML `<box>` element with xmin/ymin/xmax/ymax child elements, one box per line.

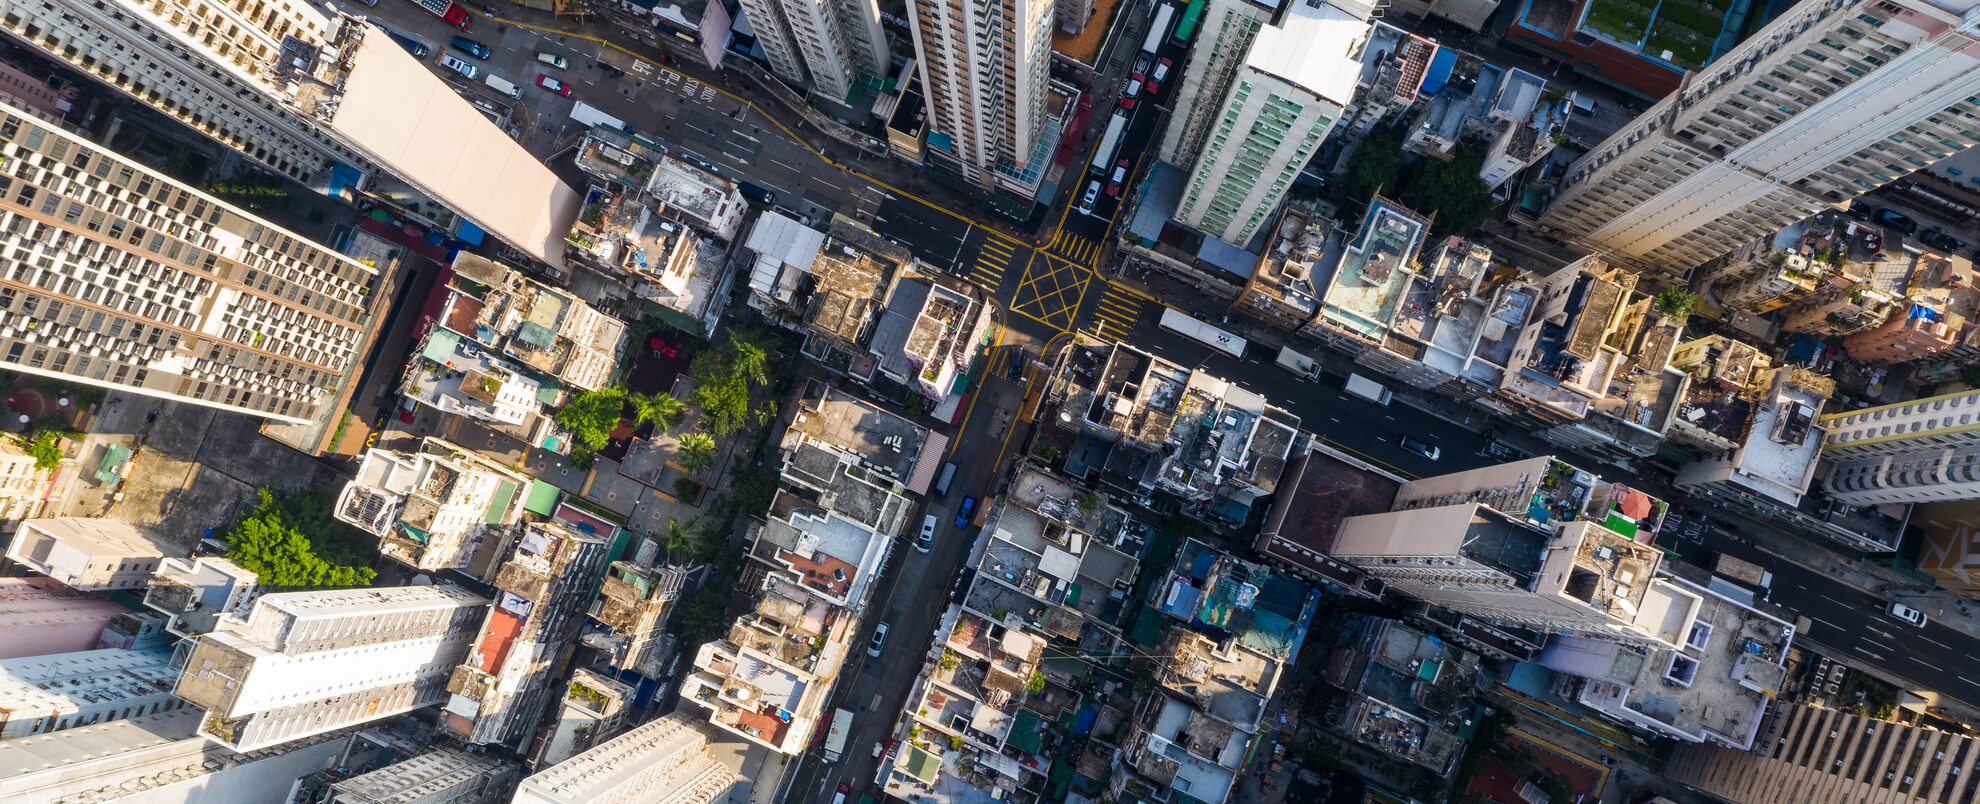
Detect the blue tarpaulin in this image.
<box><xmin>1422</xmin><ymin>49</ymin><xmax>1457</xmax><ymax>95</ymax></box>
<box><xmin>455</xmin><ymin>220</ymin><xmax>487</xmax><ymax>246</ymax></box>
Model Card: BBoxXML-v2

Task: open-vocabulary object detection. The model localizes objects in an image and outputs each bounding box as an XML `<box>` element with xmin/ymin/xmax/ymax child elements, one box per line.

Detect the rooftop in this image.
<box><xmin>1321</xmin><ymin>199</ymin><xmax>1429</xmax><ymax>339</ymax></box>
<box><xmin>1257</xmin><ymin>450</ymin><xmax>1399</xmax><ymax>592</ymax></box>
<box><xmin>803</xmin><ymin>225</ymin><xmax>909</xmax><ymax>346</ymax></box>
<box><xmin>1244</xmin><ymin>0</ymin><xmax>1368</xmax><ymax>105</ymax></box>
<box><xmin>1249</xmin><ymin>208</ymin><xmax>1331</xmax><ymax>321</ymax></box>
<box><xmin>785</xmin><ymin>380</ymin><xmax>936</xmax><ymax>486</ymax></box>
<box><xmin>645</xmin><ymin>156</ymin><xmax>745</xmax><ymax>241</ymax></box>
<box><xmin>1543</xmin><ymin>573</ymin><xmax>1791</xmax><ymax>749</ymax></box>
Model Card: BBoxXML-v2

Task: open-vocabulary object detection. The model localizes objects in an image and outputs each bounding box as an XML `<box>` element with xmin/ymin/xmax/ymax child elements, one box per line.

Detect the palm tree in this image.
<box><xmin>731</xmin><ymin>336</ymin><xmax>769</xmax><ymax>387</ymax></box>
<box><xmin>630</xmin><ymin>392</ymin><xmax>685</xmax><ymax>432</ymax></box>
<box><xmin>664</xmin><ymin>516</ymin><xmax>702</xmax><ymax>564</ymax></box>
<box><xmin>677</xmin><ymin>431</ymin><xmax>717</xmax><ymax>476</ymax></box>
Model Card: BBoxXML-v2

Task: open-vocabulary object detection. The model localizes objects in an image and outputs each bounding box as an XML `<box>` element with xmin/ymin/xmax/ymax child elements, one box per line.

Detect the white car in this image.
<box><xmin>867</xmin><ymin>622</ymin><xmax>889</xmax><ymax>657</ymax></box>
<box><xmin>439</xmin><ymin>53</ymin><xmax>478</xmax><ymax>80</ymax></box>
<box><xmin>1078</xmin><ymin>180</ymin><xmax>1100</xmax><ymax>213</ymax></box>
<box><xmin>1890</xmin><ymin>602</ymin><xmax>1927</xmax><ymax>627</ymax></box>
<box><xmin>915</xmin><ymin>514</ymin><xmax>937</xmax><ymax>553</ymax></box>
<box><xmin>536</xmin><ymin>51</ymin><xmax>569</xmax><ymax>69</ymax></box>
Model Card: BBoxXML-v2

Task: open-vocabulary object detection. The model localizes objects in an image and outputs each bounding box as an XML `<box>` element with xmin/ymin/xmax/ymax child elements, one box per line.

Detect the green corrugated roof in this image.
<box><xmin>484</xmin><ymin>480</ymin><xmax>518</xmax><ymax>525</ymax></box>
<box><xmin>93</xmin><ymin>444</ymin><xmax>132</xmax><ymax>485</ymax></box>
<box><xmin>517</xmin><ymin>320</ymin><xmax>556</xmax><ymax>350</ymax></box>
<box><xmin>1006</xmin><ymin>710</ymin><xmax>1043</xmax><ymax>754</ymax></box>
<box><xmin>906</xmin><ymin>746</ymin><xmax>940</xmax><ymax>782</ymax></box>
<box><xmin>420</xmin><ymin>328</ymin><xmax>462</xmax><ymax>364</ymax></box>
<box><xmin>523</xmin><ymin>479</ymin><xmax>561</xmax><ymax>516</ymax></box>
<box><xmin>534</xmin><ymin>379</ymin><xmax>563</xmax><ymax>405</ymax></box>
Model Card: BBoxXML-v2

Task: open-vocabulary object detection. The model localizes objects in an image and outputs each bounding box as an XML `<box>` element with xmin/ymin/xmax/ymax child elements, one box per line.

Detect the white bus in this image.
<box><xmin>1090</xmin><ymin>113</ymin><xmax>1127</xmax><ymax>173</ymax></box>
<box><xmin>1142</xmin><ymin>4</ymin><xmax>1175</xmax><ymax>57</ymax></box>
<box><xmin>1159</xmin><ymin>308</ymin><xmax>1246</xmax><ymax>359</ymax></box>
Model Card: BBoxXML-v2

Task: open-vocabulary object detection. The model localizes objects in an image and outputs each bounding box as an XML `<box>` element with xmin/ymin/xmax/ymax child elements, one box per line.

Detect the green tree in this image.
<box><xmin>733</xmin><ymin>459</ymin><xmax>781</xmax><ymax>521</ymax></box>
<box><xmin>694</xmin><ymin>372</ymin><xmax>752</xmax><ymax>437</ymax></box>
<box><xmin>1399</xmin><ymin>145</ymin><xmax>1496</xmax><ymax>238</ymax></box>
<box><xmin>677</xmin><ymin>431</ymin><xmax>717</xmax><ymax>476</ymax></box>
<box><xmin>554</xmin><ymin>386</ymin><xmax>629</xmax><ymax>463</ymax></box>
<box><xmin>664</xmin><ymin>516</ymin><xmax>703</xmax><ymax>563</ymax></box>
<box><xmin>13</xmin><ymin>425</ymin><xmax>67</xmax><ymax>470</ymax></box>
<box><xmin>1026</xmin><ymin>672</ymin><xmax>1047</xmax><ymax>695</ymax></box>
<box><xmin>630</xmin><ymin>392</ymin><xmax>685</xmax><ymax>432</ymax></box>
<box><xmin>1075</xmin><ymin>491</ymin><xmax>1100</xmax><ymax>513</ymax></box>
<box><xmin>1655</xmin><ymin>286</ymin><xmax>1698</xmax><ymax>321</ymax></box>
<box><xmin>1961</xmin><ymin>363</ymin><xmax>1980</xmax><ymax>389</ymax></box>
<box><xmin>224</xmin><ymin>488</ymin><xmax>376</xmax><ymax>589</ymax></box>
<box><xmin>1344</xmin><ymin>125</ymin><xmax>1407</xmax><ymax>202</ymax></box>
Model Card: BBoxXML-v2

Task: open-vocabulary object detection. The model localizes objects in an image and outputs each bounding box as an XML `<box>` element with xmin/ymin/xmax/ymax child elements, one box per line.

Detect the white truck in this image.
<box><xmin>1275</xmin><ymin>346</ymin><xmax>1319</xmax><ymax>380</ymax></box>
<box><xmin>1714</xmin><ymin>553</ymin><xmax>1773</xmax><ymax>590</ymax></box>
<box><xmin>1344</xmin><ymin>373</ymin><xmax>1393</xmax><ymax>406</ymax></box>
<box><xmin>822</xmin><ymin>707</ymin><xmax>853</xmax><ymax>762</ymax></box>
<box><xmin>483</xmin><ymin>74</ymin><xmax>521</xmax><ymax>98</ymax></box>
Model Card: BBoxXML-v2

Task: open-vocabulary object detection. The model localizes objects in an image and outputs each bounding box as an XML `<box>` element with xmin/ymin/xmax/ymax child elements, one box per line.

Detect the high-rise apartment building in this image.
<box><xmin>174</xmin><ymin>585</ymin><xmax>488</xmax><ymax>752</ymax></box>
<box><xmin>1820</xmin><ymin>388</ymin><xmax>1980</xmax><ymax>505</ymax></box>
<box><xmin>1170</xmin><ymin>0</ymin><xmax>1369</xmax><ymax>245</ymax></box>
<box><xmin>0</xmin><ymin>100</ymin><xmax>380</xmax><ymax>423</ymax></box>
<box><xmin>908</xmin><ymin>0</ymin><xmax>1056</xmax><ymax>193</ymax></box>
<box><xmin>509</xmin><ymin>713</ymin><xmax>740</xmax><ymax>804</ymax></box>
<box><xmin>327</xmin><ymin>747</ymin><xmax>518</xmax><ymax>804</ymax></box>
<box><xmin>0</xmin><ymin>646</ymin><xmax>186</xmax><ymax>738</ymax></box>
<box><xmin>1160</xmin><ymin>0</ymin><xmax>1276</xmax><ymax>168</ymax></box>
<box><xmin>0</xmin><ymin>2</ymin><xmax>580</xmax><ymax>264</ymax></box>
<box><xmin>0</xmin><ymin>577</ymin><xmax>127</xmax><ymax>659</ymax></box>
<box><xmin>1666</xmin><ymin>700</ymin><xmax>1980</xmax><ymax>804</ymax></box>
<box><xmin>737</xmin><ymin>0</ymin><xmax>889</xmax><ymax>101</ymax></box>
<box><xmin>1540</xmin><ymin>0</ymin><xmax>1980</xmax><ymax>271</ymax></box>
<box><xmin>5</xmin><ymin>518</ymin><xmax>174</xmax><ymax>591</ymax></box>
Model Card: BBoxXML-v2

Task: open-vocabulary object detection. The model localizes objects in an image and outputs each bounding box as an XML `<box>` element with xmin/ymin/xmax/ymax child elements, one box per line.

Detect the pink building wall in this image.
<box><xmin>0</xmin><ymin>577</ymin><xmax>128</xmax><ymax>659</ymax></box>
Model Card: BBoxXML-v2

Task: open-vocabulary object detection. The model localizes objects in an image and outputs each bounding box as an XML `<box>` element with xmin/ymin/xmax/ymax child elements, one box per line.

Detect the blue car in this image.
<box><xmin>451</xmin><ymin>36</ymin><xmax>491</xmax><ymax>60</ymax></box>
<box><xmin>955</xmin><ymin>495</ymin><xmax>978</xmax><ymax>529</ymax></box>
<box><xmin>385</xmin><ymin>31</ymin><xmax>429</xmax><ymax>58</ymax></box>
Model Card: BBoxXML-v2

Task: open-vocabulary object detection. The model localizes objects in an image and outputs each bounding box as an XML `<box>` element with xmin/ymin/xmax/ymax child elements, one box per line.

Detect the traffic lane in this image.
<box><xmin>1123</xmin><ymin>314</ymin><xmax>1489</xmax><ymax>479</ymax></box>
<box><xmin>875</xmin><ymin>197</ymin><xmax>973</xmax><ymax>269</ymax></box>
<box><xmin>788</xmin><ymin>372</ymin><xmax>1030</xmax><ymax>802</ymax></box>
<box><xmin>1703</xmin><ymin>527</ymin><xmax>1980</xmax><ymax>706</ymax></box>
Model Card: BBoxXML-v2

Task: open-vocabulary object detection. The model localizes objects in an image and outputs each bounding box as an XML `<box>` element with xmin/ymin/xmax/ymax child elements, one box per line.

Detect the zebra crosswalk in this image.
<box><xmin>967</xmin><ymin>236</ymin><xmax>1018</xmax><ymax>289</ymax></box>
<box><xmin>1088</xmin><ymin>283</ymin><xmax>1146</xmax><ymax>342</ymax></box>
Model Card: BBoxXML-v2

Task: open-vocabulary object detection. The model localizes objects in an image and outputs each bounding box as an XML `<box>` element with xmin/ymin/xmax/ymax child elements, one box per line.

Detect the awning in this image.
<box><xmin>906</xmin><ymin>432</ymin><xmax>949</xmax><ymax>494</ymax></box>
<box><xmin>523</xmin><ymin>480</ymin><xmax>561</xmax><ymax>516</ymax></box>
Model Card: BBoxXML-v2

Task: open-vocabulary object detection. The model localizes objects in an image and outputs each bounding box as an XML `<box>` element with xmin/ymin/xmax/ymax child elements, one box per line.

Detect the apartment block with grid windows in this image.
<box><xmin>0</xmin><ymin>102</ymin><xmax>379</xmax><ymax>424</ymax></box>
<box><xmin>908</xmin><ymin>0</ymin><xmax>1056</xmax><ymax>194</ymax></box>
<box><xmin>737</xmin><ymin>0</ymin><xmax>887</xmax><ymax>102</ymax></box>
<box><xmin>0</xmin><ymin>0</ymin><xmax>579</xmax><ymax>265</ymax></box>
<box><xmin>1819</xmin><ymin>388</ymin><xmax>1980</xmax><ymax>505</ymax></box>
<box><xmin>173</xmin><ymin>585</ymin><xmax>489</xmax><ymax>752</ymax></box>
<box><xmin>1171</xmin><ymin>0</ymin><xmax>1370</xmax><ymax>246</ymax></box>
<box><xmin>1539</xmin><ymin>0</ymin><xmax>1980</xmax><ymax>272</ymax></box>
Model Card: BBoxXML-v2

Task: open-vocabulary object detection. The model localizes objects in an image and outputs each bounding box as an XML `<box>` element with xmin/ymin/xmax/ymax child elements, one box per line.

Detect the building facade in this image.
<box><xmin>509</xmin><ymin>713</ymin><xmax>739</xmax><ymax>804</ymax></box>
<box><xmin>1160</xmin><ymin>0</ymin><xmax>1278</xmax><ymax>169</ymax></box>
<box><xmin>908</xmin><ymin>0</ymin><xmax>1055</xmax><ymax>193</ymax></box>
<box><xmin>174</xmin><ymin>585</ymin><xmax>489</xmax><ymax>752</ymax></box>
<box><xmin>0</xmin><ymin>646</ymin><xmax>186</xmax><ymax>739</ymax></box>
<box><xmin>0</xmin><ymin>577</ymin><xmax>127</xmax><ymax>659</ymax></box>
<box><xmin>1172</xmin><ymin>0</ymin><xmax>1367</xmax><ymax>245</ymax></box>
<box><xmin>0</xmin><ymin>100</ymin><xmax>380</xmax><ymax>423</ymax></box>
<box><xmin>0</xmin><ymin>1</ymin><xmax>580</xmax><ymax>264</ymax></box>
<box><xmin>1666</xmin><ymin>700</ymin><xmax>1980</xmax><ymax>804</ymax></box>
<box><xmin>1540</xmin><ymin>0</ymin><xmax>1980</xmax><ymax>272</ymax></box>
<box><xmin>326</xmin><ymin>747</ymin><xmax>518</xmax><ymax>804</ymax></box>
<box><xmin>737</xmin><ymin>0</ymin><xmax>888</xmax><ymax>101</ymax></box>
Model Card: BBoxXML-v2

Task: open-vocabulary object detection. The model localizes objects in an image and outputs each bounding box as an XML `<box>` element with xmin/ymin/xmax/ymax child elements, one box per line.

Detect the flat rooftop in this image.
<box><xmin>1322</xmin><ymin>199</ymin><xmax>1428</xmax><ymax>339</ymax></box>
<box><xmin>334</xmin><ymin>23</ymin><xmax>581</xmax><ymax>266</ymax></box>
<box><xmin>1731</xmin><ymin>382</ymin><xmax>1826</xmax><ymax>504</ymax></box>
<box><xmin>787</xmin><ymin>381</ymin><xmax>928</xmax><ymax>481</ymax></box>
<box><xmin>1245</xmin><ymin>0</ymin><xmax>1367</xmax><ymax>105</ymax></box>
<box><xmin>1258</xmin><ymin>450</ymin><xmax>1400</xmax><ymax>580</ymax></box>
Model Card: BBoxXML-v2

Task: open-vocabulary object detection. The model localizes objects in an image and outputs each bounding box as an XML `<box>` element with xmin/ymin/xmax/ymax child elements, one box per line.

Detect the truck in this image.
<box><xmin>1142</xmin><ymin>3</ymin><xmax>1175</xmax><ymax>56</ymax></box>
<box><xmin>1275</xmin><ymin>346</ymin><xmax>1319</xmax><ymax>380</ymax></box>
<box><xmin>1158</xmin><ymin>308</ymin><xmax>1246</xmax><ymax>359</ymax></box>
<box><xmin>407</xmin><ymin>0</ymin><xmax>473</xmax><ymax>30</ymax></box>
<box><xmin>482</xmin><ymin>74</ymin><xmax>520</xmax><ymax>98</ymax></box>
<box><xmin>822</xmin><ymin>707</ymin><xmax>853</xmax><ymax>762</ymax></box>
<box><xmin>1090</xmin><ymin>113</ymin><xmax>1127</xmax><ymax>173</ymax></box>
<box><xmin>1714</xmin><ymin>552</ymin><xmax>1773</xmax><ymax>589</ymax></box>
<box><xmin>1344</xmin><ymin>373</ymin><xmax>1393</xmax><ymax>406</ymax></box>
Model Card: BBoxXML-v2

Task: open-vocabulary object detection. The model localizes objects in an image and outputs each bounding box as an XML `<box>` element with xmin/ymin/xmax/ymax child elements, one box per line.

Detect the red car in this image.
<box><xmin>442</xmin><ymin>2</ymin><xmax>472</xmax><ymax>30</ymax></box>
<box><xmin>536</xmin><ymin>74</ymin><xmax>574</xmax><ymax>97</ymax></box>
<box><xmin>1107</xmin><ymin>158</ymin><xmax>1130</xmax><ymax>196</ymax></box>
<box><xmin>1119</xmin><ymin>96</ymin><xmax>1136</xmax><ymax>111</ymax></box>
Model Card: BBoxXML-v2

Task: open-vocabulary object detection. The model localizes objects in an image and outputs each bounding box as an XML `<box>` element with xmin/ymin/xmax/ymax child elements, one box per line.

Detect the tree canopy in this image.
<box><xmin>554</xmin><ymin>386</ymin><xmax>629</xmax><ymax>465</ymax></box>
<box><xmin>1341</xmin><ymin>127</ymin><xmax>1497</xmax><ymax>238</ymax></box>
<box><xmin>1343</xmin><ymin>125</ymin><xmax>1407</xmax><ymax>203</ymax></box>
<box><xmin>225</xmin><ymin>488</ymin><xmax>376</xmax><ymax>589</ymax></box>
<box><xmin>677</xmin><ymin>432</ymin><xmax>717</xmax><ymax>476</ymax></box>
<box><xmin>690</xmin><ymin>333</ymin><xmax>776</xmax><ymax>437</ymax></box>
<box><xmin>1656</xmin><ymin>286</ymin><xmax>1698</xmax><ymax>321</ymax></box>
<box><xmin>13</xmin><ymin>423</ymin><xmax>69</xmax><ymax>470</ymax></box>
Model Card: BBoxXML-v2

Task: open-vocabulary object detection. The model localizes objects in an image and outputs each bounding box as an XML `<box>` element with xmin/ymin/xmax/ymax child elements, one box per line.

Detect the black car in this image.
<box><xmin>1877</xmin><ymin>209</ymin><xmax>1919</xmax><ymax>235</ymax></box>
<box><xmin>1846</xmin><ymin>202</ymin><xmax>1879</xmax><ymax>222</ymax></box>
<box><xmin>955</xmin><ymin>495</ymin><xmax>978</xmax><ymax>529</ymax></box>
<box><xmin>1922</xmin><ymin>230</ymin><xmax>1962</xmax><ymax>253</ymax></box>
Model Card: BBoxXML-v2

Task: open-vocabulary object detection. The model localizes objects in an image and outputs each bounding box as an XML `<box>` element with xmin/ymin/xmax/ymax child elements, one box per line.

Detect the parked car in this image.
<box><xmin>1890</xmin><ymin>602</ymin><xmax>1927</xmax><ymax>627</ymax></box>
<box><xmin>1078</xmin><ymin>180</ymin><xmax>1100</xmax><ymax>213</ymax></box>
<box><xmin>536</xmin><ymin>74</ymin><xmax>574</xmax><ymax>97</ymax></box>
<box><xmin>1922</xmin><ymin>230</ymin><xmax>1962</xmax><ymax>253</ymax></box>
<box><xmin>439</xmin><ymin>53</ymin><xmax>478</xmax><ymax>80</ymax></box>
<box><xmin>915</xmin><ymin>515</ymin><xmax>937</xmax><ymax>553</ymax></box>
<box><xmin>385</xmin><ymin>31</ymin><xmax>429</xmax><ymax>58</ymax></box>
<box><xmin>1877</xmin><ymin>209</ymin><xmax>1919</xmax><ymax>235</ymax></box>
<box><xmin>450</xmin><ymin>36</ymin><xmax>490</xmax><ymax>60</ymax></box>
<box><xmin>867</xmin><ymin>622</ymin><xmax>890</xmax><ymax>657</ymax></box>
<box><xmin>1847</xmin><ymin>201</ymin><xmax>1879</xmax><ymax>222</ymax></box>
<box><xmin>536</xmin><ymin>51</ymin><xmax>569</xmax><ymax>69</ymax></box>
<box><xmin>1153</xmin><ymin>57</ymin><xmax>1172</xmax><ymax>85</ymax></box>
<box><xmin>1119</xmin><ymin>96</ymin><xmax>1136</xmax><ymax>111</ymax></box>
<box><xmin>1108</xmin><ymin>159</ymin><xmax>1129</xmax><ymax>196</ymax></box>
<box><xmin>955</xmin><ymin>495</ymin><xmax>978</xmax><ymax>529</ymax></box>
<box><xmin>1398</xmin><ymin>435</ymin><xmax>1441</xmax><ymax>461</ymax></box>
